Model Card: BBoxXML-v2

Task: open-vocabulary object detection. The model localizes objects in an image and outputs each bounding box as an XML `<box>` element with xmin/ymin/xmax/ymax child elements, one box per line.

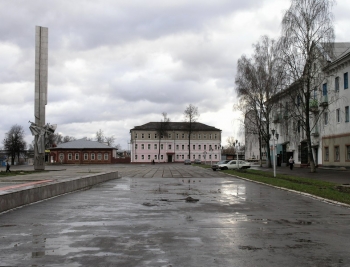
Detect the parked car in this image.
<box><xmin>184</xmin><ymin>159</ymin><xmax>191</xmax><ymax>165</ymax></box>
<box><xmin>194</xmin><ymin>159</ymin><xmax>202</xmax><ymax>164</ymax></box>
<box><xmin>226</xmin><ymin>160</ymin><xmax>251</xmax><ymax>170</ymax></box>
<box><xmin>211</xmin><ymin>160</ymin><xmax>230</xmax><ymax>171</ymax></box>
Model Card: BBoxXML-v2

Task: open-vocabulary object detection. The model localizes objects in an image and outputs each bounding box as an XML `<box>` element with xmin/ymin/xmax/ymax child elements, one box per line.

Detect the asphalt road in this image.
<box><xmin>1</xmin><ymin>164</ymin><xmax>350</xmax><ymax>267</ymax></box>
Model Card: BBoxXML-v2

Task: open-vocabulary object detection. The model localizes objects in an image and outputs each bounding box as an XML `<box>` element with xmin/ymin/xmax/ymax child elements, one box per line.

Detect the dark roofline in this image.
<box><xmin>131</xmin><ymin>122</ymin><xmax>221</xmax><ymax>132</ymax></box>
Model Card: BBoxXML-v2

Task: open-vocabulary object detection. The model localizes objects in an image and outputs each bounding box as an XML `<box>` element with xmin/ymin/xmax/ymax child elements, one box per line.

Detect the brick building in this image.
<box><xmin>50</xmin><ymin>138</ymin><xmax>113</xmax><ymax>164</ymax></box>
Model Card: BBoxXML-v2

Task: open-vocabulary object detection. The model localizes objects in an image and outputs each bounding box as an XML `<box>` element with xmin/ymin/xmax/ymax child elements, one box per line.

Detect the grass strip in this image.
<box><xmin>195</xmin><ymin>164</ymin><xmax>350</xmax><ymax>205</ymax></box>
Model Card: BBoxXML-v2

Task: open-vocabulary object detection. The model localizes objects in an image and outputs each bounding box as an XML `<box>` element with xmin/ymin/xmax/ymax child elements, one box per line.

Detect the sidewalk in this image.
<box><xmin>251</xmin><ymin>164</ymin><xmax>350</xmax><ymax>185</ymax></box>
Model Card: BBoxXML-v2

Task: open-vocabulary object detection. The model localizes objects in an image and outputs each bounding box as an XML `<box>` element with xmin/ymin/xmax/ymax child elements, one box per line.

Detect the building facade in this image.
<box><xmin>252</xmin><ymin>43</ymin><xmax>350</xmax><ymax>168</ymax></box>
<box><xmin>49</xmin><ymin>138</ymin><xmax>113</xmax><ymax>164</ymax></box>
<box><xmin>130</xmin><ymin>122</ymin><xmax>222</xmax><ymax>163</ymax></box>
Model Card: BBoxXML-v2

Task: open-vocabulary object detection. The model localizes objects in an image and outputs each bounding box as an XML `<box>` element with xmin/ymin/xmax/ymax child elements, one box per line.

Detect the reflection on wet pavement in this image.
<box><xmin>0</xmin><ymin>165</ymin><xmax>350</xmax><ymax>266</ymax></box>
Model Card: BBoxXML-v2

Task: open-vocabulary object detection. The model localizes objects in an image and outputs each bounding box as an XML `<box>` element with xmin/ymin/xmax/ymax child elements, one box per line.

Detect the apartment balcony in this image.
<box><xmin>311</xmin><ymin>127</ymin><xmax>319</xmax><ymax>137</ymax></box>
<box><xmin>273</xmin><ymin>113</ymin><xmax>282</xmax><ymax>123</ymax></box>
<box><xmin>309</xmin><ymin>100</ymin><xmax>319</xmax><ymax>113</ymax></box>
<box><xmin>319</xmin><ymin>95</ymin><xmax>328</xmax><ymax>107</ymax></box>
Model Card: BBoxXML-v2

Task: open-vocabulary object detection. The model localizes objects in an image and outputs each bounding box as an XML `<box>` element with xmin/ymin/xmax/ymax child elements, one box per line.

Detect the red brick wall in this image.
<box><xmin>50</xmin><ymin>149</ymin><xmax>113</xmax><ymax>164</ymax></box>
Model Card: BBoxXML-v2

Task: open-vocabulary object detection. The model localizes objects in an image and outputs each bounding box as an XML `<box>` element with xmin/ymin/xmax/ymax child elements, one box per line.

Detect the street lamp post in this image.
<box><xmin>209</xmin><ymin>147</ymin><xmax>213</xmax><ymax>166</ymax></box>
<box><xmin>235</xmin><ymin>140</ymin><xmax>240</xmax><ymax>169</ymax></box>
<box><xmin>203</xmin><ymin>150</ymin><xmax>207</xmax><ymax>165</ymax></box>
<box><xmin>271</xmin><ymin>129</ymin><xmax>279</xmax><ymax>177</ymax></box>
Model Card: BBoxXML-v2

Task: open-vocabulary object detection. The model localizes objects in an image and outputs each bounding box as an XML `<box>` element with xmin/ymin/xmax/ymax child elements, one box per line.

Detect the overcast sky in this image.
<box><xmin>1</xmin><ymin>0</ymin><xmax>349</xmax><ymax>149</ymax></box>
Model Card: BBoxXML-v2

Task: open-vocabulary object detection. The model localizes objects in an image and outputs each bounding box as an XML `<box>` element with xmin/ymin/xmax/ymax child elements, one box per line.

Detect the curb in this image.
<box><xmin>0</xmin><ymin>171</ymin><xmax>120</xmax><ymax>213</ymax></box>
<box><xmin>224</xmin><ymin>173</ymin><xmax>350</xmax><ymax>209</ymax></box>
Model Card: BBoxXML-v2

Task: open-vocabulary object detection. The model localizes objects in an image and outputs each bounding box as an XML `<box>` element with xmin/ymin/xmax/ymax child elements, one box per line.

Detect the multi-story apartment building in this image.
<box><xmin>130</xmin><ymin>122</ymin><xmax>222</xmax><ymax>163</ymax></box>
<box><xmin>255</xmin><ymin>43</ymin><xmax>350</xmax><ymax>168</ymax></box>
<box><xmin>321</xmin><ymin>47</ymin><xmax>350</xmax><ymax>167</ymax></box>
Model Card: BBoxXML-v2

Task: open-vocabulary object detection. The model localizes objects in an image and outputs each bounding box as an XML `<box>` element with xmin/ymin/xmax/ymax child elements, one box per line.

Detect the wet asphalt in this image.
<box><xmin>0</xmin><ymin>164</ymin><xmax>350</xmax><ymax>267</ymax></box>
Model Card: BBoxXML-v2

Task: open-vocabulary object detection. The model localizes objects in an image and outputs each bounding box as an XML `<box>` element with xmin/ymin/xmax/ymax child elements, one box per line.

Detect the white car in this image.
<box><xmin>226</xmin><ymin>160</ymin><xmax>251</xmax><ymax>170</ymax></box>
<box><xmin>212</xmin><ymin>160</ymin><xmax>230</xmax><ymax>171</ymax></box>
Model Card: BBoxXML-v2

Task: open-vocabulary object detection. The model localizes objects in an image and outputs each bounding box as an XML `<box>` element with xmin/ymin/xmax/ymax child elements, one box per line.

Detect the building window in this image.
<box><xmin>334</xmin><ymin>146</ymin><xmax>340</xmax><ymax>161</ymax></box>
<box><xmin>176</xmin><ymin>155</ymin><xmax>179</xmax><ymax>160</ymax></box>
<box><xmin>209</xmin><ymin>145</ymin><xmax>212</xmax><ymax>150</ymax></box>
<box><xmin>198</xmin><ymin>134</ymin><xmax>201</xmax><ymax>139</ymax></box>
<box><xmin>155</xmin><ymin>155</ymin><xmax>157</xmax><ymax>159</ymax></box>
<box><xmin>59</xmin><ymin>153</ymin><xmax>64</xmax><ymax>162</ymax></box>
<box><xmin>336</xmin><ymin>108</ymin><xmax>340</xmax><ymax>123</ymax></box>
<box><xmin>203</xmin><ymin>134</ymin><xmax>207</xmax><ymax>139</ymax></box>
<box><xmin>193</xmin><ymin>154</ymin><xmax>195</xmax><ymax>159</ymax></box>
<box><xmin>155</xmin><ymin>133</ymin><xmax>157</xmax><ymax>139</ymax></box>
<box><xmin>135</xmin><ymin>155</ymin><xmax>138</xmax><ymax>160</ymax></box>
<box><xmin>84</xmin><ymin>153</ymin><xmax>88</xmax><ymax>160</ymax></box>
<box><xmin>135</xmin><ymin>144</ymin><xmax>138</xmax><ymax>149</ymax></box>
<box><xmin>142</xmin><ymin>155</ymin><xmax>144</xmax><ymax>160</ymax></box>
<box><xmin>209</xmin><ymin>134</ymin><xmax>212</xmax><ymax>139</ymax></box>
<box><xmin>192</xmin><ymin>133</ymin><xmax>196</xmax><ymax>139</ymax></box>
<box><xmin>161</xmin><ymin>144</ymin><xmax>164</xmax><ymax>150</ymax></box>
<box><xmin>148</xmin><ymin>155</ymin><xmax>150</xmax><ymax>160</ymax></box>
<box><xmin>323</xmin><ymin>83</ymin><xmax>328</xmax><ymax>96</ymax></box>
<box><xmin>335</xmin><ymin>76</ymin><xmax>340</xmax><ymax>92</ymax></box>
<box><xmin>141</xmin><ymin>133</ymin><xmax>144</xmax><ymax>139</ymax></box>
<box><xmin>91</xmin><ymin>153</ymin><xmax>95</xmax><ymax>160</ymax></box>
<box><xmin>215</xmin><ymin>154</ymin><xmax>217</xmax><ymax>159</ymax></box>
<box><xmin>204</xmin><ymin>145</ymin><xmax>206</xmax><ymax>150</ymax></box>
<box><xmin>176</xmin><ymin>144</ymin><xmax>179</xmax><ymax>150</ymax></box>
<box><xmin>148</xmin><ymin>133</ymin><xmax>151</xmax><ymax>139</ymax></box>
<box><xmin>344</xmin><ymin>72</ymin><xmax>348</xmax><ymax>89</ymax></box>
<box><xmin>182</xmin><ymin>145</ymin><xmax>184</xmax><ymax>150</ymax></box>
<box><xmin>141</xmin><ymin>144</ymin><xmax>144</xmax><ymax>149</ymax></box>
<box><xmin>182</xmin><ymin>155</ymin><xmax>184</xmax><ymax>159</ymax></box>
<box><xmin>97</xmin><ymin>153</ymin><xmax>102</xmax><ymax>160</ymax></box>
<box><xmin>154</xmin><ymin>144</ymin><xmax>157</xmax><ymax>150</ymax></box>
<box><xmin>104</xmin><ymin>153</ymin><xmax>108</xmax><ymax>160</ymax></box>
<box><xmin>135</xmin><ymin>133</ymin><xmax>138</xmax><ymax>139</ymax></box>
<box><xmin>345</xmin><ymin>106</ymin><xmax>349</xmax><ymax>123</ymax></box>
<box><xmin>168</xmin><ymin>134</ymin><xmax>172</xmax><ymax>139</ymax></box>
<box><xmin>214</xmin><ymin>134</ymin><xmax>217</xmax><ymax>139</ymax></box>
<box><xmin>198</xmin><ymin>145</ymin><xmax>201</xmax><ymax>150</ymax></box>
<box><xmin>68</xmin><ymin>153</ymin><xmax>72</xmax><ymax>160</ymax></box>
<box><xmin>346</xmin><ymin>146</ymin><xmax>350</xmax><ymax>161</ymax></box>
<box><xmin>148</xmin><ymin>144</ymin><xmax>151</xmax><ymax>149</ymax></box>
<box><xmin>193</xmin><ymin>144</ymin><xmax>195</xmax><ymax>150</ymax></box>
<box><xmin>168</xmin><ymin>144</ymin><xmax>172</xmax><ymax>150</ymax></box>
<box><xmin>209</xmin><ymin>155</ymin><xmax>212</xmax><ymax>159</ymax></box>
<box><xmin>324</xmin><ymin>112</ymin><xmax>328</xmax><ymax>125</ymax></box>
<box><xmin>161</xmin><ymin>155</ymin><xmax>163</xmax><ymax>160</ymax></box>
<box><xmin>324</xmin><ymin>147</ymin><xmax>329</xmax><ymax>161</ymax></box>
<box><xmin>176</xmin><ymin>133</ymin><xmax>179</xmax><ymax>139</ymax></box>
<box><xmin>199</xmin><ymin>154</ymin><xmax>201</xmax><ymax>159</ymax></box>
<box><xmin>161</xmin><ymin>134</ymin><xmax>164</xmax><ymax>139</ymax></box>
<box><xmin>182</xmin><ymin>133</ymin><xmax>185</xmax><ymax>138</ymax></box>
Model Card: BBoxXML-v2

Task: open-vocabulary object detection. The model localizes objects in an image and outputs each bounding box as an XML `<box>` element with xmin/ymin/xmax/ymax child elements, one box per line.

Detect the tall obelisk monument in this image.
<box><xmin>34</xmin><ymin>26</ymin><xmax>48</xmax><ymax>170</ymax></box>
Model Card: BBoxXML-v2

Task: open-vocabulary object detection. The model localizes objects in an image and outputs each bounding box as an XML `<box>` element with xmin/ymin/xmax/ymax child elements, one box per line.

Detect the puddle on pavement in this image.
<box><xmin>113</xmin><ymin>183</ymin><xmax>130</xmax><ymax>190</ymax></box>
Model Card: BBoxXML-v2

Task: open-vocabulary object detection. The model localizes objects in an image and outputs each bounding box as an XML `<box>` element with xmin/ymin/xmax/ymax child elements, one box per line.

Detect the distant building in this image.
<box><xmin>49</xmin><ymin>138</ymin><xmax>113</xmax><ymax>164</ymax></box>
<box><xmin>130</xmin><ymin>122</ymin><xmax>222</xmax><ymax>163</ymax></box>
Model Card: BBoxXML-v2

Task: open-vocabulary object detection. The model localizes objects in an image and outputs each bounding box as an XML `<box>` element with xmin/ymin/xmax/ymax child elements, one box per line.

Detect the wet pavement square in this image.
<box><xmin>0</xmin><ymin>165</ymin><xmax>350</xmax><ymax>266</ymax></box>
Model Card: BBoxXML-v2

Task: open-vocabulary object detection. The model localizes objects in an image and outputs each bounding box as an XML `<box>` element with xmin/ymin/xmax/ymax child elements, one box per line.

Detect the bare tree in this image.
<box><xmin>95</xmin><ymin>129</ymin><xmax>105</xmax><ymax>143</ymax></box>
<box><xmin>280</xmin><ymin>0</ymin><xmax>335</xmax><ymax>172</ymax></box>
<box><xmin>235</xmin><ymin>36</ymin><xmax>285</xmax><ymax>168</ymax></box>
<box><xmin>46</xmin><ymin>133</ymin><xmax>63</xmax><ymax>148</ymax></box>
<box><xmin>62</xmin><ymin>136</ymin><xmax>76</xmax><ymax>143</ymax></box>
<box><xmin>155</xmin><ymin>112</ymin><xmax>170</xmax><ymax>162</ymax></box>
<box><xmin>3</xmin><ymin>125</ymin><xmax>27</xmax><ymax>165</ymax></box>
<box><xmin>224</xmin><ymin>136</ymin><xmax>237</xmax><ymax>154</ymax></box>
<box><xmin>105</xmin><ymin>136</ymin><xmax>115</xmax><ymax>147</ymax></box>
<box><xmin>183</xmin><ymin>104</ymin><xmax>199</xmax><ymax>161</ymax></box>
